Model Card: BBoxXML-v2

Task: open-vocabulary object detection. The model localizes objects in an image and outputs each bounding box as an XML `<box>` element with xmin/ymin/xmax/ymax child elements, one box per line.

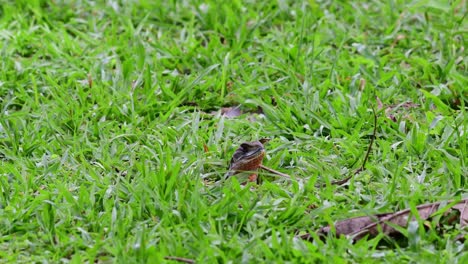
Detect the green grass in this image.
<box><xmin>0</xmin><ymin>0</ymin><xmax>467</xmax><ymax>263</ymax></box>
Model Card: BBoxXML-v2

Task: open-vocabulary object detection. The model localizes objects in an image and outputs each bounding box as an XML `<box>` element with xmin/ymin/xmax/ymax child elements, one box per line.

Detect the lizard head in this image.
<box><xmin>238</xmin><ymin>141</ymin><xmax>264</xmax><ymax>159</ymax></box>
<box><xmin>226</xmin><ymin>139</ymin><xmax>270</xmax><ymax>178</ymax></box>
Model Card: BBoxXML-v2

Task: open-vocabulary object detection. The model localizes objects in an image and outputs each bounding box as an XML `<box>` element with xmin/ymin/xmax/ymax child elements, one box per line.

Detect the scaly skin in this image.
<box><xmin>225</xmin><ymin>139</ymin><xmax>269</xmax><ymax>182</ymax></box>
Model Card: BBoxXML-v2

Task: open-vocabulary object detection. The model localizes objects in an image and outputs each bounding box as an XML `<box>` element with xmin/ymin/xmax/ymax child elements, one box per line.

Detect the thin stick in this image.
<box><xmin>259</xmin><ymin>107</ymin><xmax>378</xmax><ymax>187</ymax></box>
<box><xmin>260</xmin><ymin>164</ymin><xmax>292</xmax><ymax>179</ymax></box>
<box><xmin>341</xmin><ymin>107</ymin><xmax>377</xmax><ymax>183</ymax></box>
<box><xmin>164</xmin><ymin>256</ymin><xmax>195</xmax><ymax>263</ymax></box>
<box><xmin>357</xmin><ymin>107</ymin><xmax>377</xmax><ymax>172</ymax></box>
<box><xmin>322</xmin><ymin>107</ymin><xmax>378</xmax><ymax>187</ymax></box>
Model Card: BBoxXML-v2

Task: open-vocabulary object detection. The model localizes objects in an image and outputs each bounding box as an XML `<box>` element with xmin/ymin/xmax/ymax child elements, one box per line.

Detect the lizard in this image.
<box><xmin>224</xmin><ymin>108</ymin><xmax>377</xmax><ymax>186</ymax></box>
<box><xmin>225</xmin><ymin>138</ymin><xmax>270</xmax><ymax>183</ymax></box>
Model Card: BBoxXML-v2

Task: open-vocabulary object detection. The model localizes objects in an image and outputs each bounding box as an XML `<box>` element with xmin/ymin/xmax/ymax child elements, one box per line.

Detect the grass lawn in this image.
<box><xmin>0</xmin><ymin>0</ymin><xmax>466</xmax><ymax>263</ymax></box>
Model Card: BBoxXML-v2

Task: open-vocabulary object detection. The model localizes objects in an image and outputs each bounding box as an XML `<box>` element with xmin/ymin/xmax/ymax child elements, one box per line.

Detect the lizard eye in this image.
<box><xmin>240</xmin><ymin>143</ymin><xmax>250</xmax><ymax>149</ymax></box>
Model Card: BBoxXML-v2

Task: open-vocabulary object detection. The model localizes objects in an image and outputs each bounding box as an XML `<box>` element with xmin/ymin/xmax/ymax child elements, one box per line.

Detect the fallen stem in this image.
<box><xmin>164</xmin><ymin>256</ymin><xmax>195</xmax><ymax>263</ymax></box>
<box><xmin>259</xmin><ymin>107</ymin><xmax>378</xmax><ymax>187</ymax></box>
<box><xmin>260</xmin><ymin>164</ymin><xmax>292</xmax><ymax>179</ymax></box>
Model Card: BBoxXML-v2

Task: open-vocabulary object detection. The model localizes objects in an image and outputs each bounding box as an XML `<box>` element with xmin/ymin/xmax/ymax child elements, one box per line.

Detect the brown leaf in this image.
<box><xmin>359</xmin><ymin>78</ymin><xmax>366</xmax><ymax>91</ymax></box>
<box><xmin>210</xmin><ymin>105</ymin><xmax>264</xmax><ymax>120</ymax></box>
<box><xmin>391</xmin><ymin>34</ymin><xmax>406</xmax><ymax>48</ymax></box>
<box><xmin>87</xmin><ymin>73</ymin><xmax>93</xmax><ymax>88</ymax></box>
<box><xmin>376</xmin><ymin>96</ymin><xmax>384</xmax><ymax>110</ymax></box>
<box><xmin>377</xmin><ymin>100</ymin><xmax>420</xmax><ymax>123</ymax></box>
<box><xmin>305</xmin><ymin>199</ymin><xmax>468</xmax><ymax>242</ymax></box>
<box><xmin>221</xmin><ymin>106</ymin><xmax>242</xmax><ymax>118</ymax></box>
<box><xmin>452</xmin><ymin>199</ymin><xmax>468</xmax><ymax>226</ymax></box>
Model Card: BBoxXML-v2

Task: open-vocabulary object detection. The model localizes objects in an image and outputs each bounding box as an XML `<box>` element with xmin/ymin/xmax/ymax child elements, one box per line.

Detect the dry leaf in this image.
<box><xmin>221</xmin><ymin>106</ymin><xmax>242</xmax><ymax>118</ymax></box>
<box><xmin>452</xmin><ymin>199</ymin><xmax>468</xmax><ymax>226</ymax></box>
<box><xmin>87</xmin><ymin>73</ymin><xmax>93</xmax><ymax>88</ymax></box>
<box><xmin>301</xmin><ymin>199</ymin><xmax>468</xmax><ymax>242</ymax></box>
<box><xmin>210</xmin><ymin>105</ymin><xmax>264</xmax><ymax>120</ymax></box>
<box><xmin>375</xmin><ymin>96</ymin><xmax>420</xmax><ymax>123</ymax></box>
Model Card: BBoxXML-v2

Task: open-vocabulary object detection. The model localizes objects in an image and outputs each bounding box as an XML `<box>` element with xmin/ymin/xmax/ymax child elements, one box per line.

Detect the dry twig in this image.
<box><xmin>164</xmin><ymin>256</ymin><xmax>195</xmax><ymax>263</ymax></box>
<box><xmin>260</xmin><ymin>107</ymin><xmax>378</xmax><ymax>187</ymax></box>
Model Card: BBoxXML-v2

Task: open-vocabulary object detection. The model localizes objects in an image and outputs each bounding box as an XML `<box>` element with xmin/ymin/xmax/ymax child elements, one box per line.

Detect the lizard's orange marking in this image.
<box><xmin>248</xmin><ymin>174</ymin><xmax>258</xmax><ymax>182</ymax></box>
